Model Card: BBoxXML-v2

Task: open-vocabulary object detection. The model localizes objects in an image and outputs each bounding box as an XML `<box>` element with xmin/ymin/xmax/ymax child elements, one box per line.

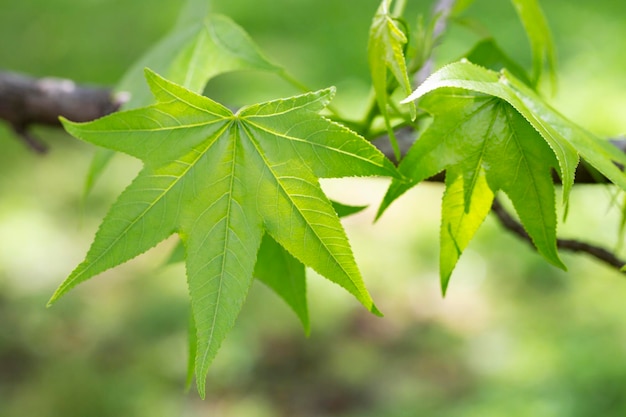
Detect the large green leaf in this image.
<box><xmin>87</xmin><ymin>11</ymin><xmax>283</xmax><ymax>195</ymax></box>
<box><xmin>402</xmin><ymin>61</ymin><xmax>626</xmax><ymax>197</ymax></box>
<box><xmin>50</xmin><ymin>70</ymin><xmax>398</xmax><ymax>396</ymax></box>
<box><xmin>380</xmin><ymin>60</ymin><xmax>626</xmax><ymax>286</ymax></box>
<box><xmin>380</xmin><ymin>87</ymin><xmax>564</xmax><ymax>276</ymax></box>
<box><xmin>368</xmin><ymin>0</ymin><xmax>415</xmax><ymax>158</ymax></box>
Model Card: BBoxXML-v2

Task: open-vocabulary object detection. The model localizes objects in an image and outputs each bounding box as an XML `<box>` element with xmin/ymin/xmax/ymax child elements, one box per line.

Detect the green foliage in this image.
<box><xmin>50</xmin><ymin>69</ymin><xmax>397</xmax><ymax>395</ymax></box>
<box><xmin>380</xmin><ymin>60</ymin><xmax>626</xmax><ymax>290</ymax></box>
<box><xmin>368</xmin><ymin>0</ymin><xmax>416</xmax><ymax>159</ymax></box>
<box><xmin>30</xmin><ymin>0</ymin><xmax>626</xmax><ymax>401</ymax></box>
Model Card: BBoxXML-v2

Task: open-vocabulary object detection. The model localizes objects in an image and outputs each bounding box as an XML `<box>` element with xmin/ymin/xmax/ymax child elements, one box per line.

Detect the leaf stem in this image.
<box><xmin>360</xmin><ymin>92</ymin><xmax>381</xmax><ymax>137</ymax></box>
<box><xmin>392</xmin><ymin>0</ymin><xmax>408</xmax><ymax>17</ymax></box>
<box><xmin>280</xmin><ymin>69</ymin><xmax>311</xmax><ymax>93</ymax></box>
<box><xmin>385</xmin><ymin>119</ymin><xmax>402</xmax><ymax>161</ymax></box>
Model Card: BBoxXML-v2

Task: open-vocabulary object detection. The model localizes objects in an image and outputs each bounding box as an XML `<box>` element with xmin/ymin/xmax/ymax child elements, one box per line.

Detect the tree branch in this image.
<box><xmin>0</xmin><ymin>71</ymin><xmax>125</xmax><ymax>153</ymax></box>
<box><xmin>491</xmin><ymin>197</ymin><xmax>626</xmax><ymax>271</ymax></box>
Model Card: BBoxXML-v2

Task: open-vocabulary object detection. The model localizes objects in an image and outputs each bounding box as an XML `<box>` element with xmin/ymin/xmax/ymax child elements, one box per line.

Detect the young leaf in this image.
<box><xmin>368</xmin><ymin>0</ymin><xmax>415</xmax><ymax>159</ymax></box>
<box><xmin>381</xmin><ymin>60</ymin><xmax>626</xmax><ymax>284</ymax></box>
<box><xmin>510</xmin><ymin>0</ymin><xmax>557</xmax><ymax>88</ymax></box>
<box><xmin>403</xmin><ymin>61</ymin><xmax>626</xmax><ymax>197</ymax></box>
<box><xmin>50</xmin><ymin>70</ymin><xmax>397</xmax><ymax>396</ymax></box>
<box><xmin>380</xmin><ymin>87</ymin><xmax>564</xmax><ymax>276</ymax></box>
<box><xmin>398</xmin><ymin>61</ymin><xmax>581</xmax><ymax>201</ymax></box>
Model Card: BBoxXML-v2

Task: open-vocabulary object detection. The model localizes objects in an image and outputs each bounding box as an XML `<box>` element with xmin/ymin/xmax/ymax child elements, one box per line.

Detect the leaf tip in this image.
<box><xmin>373</xmin><ymin>203</ymin><xmax>387</xmax><ymax>222</ymax></box>
<box><xmin>196</xmin><ymin>377</ymin><xmax>207</xmax><ymax>400</ymax></box>
<box><xmin>142</xmin><ymin>66</ymin><xmax>158</xmax><ymax>80</ymax></box>
<box><xmin>46</xmin><ymin>287</ymin><xmax>65</xmax><ymax>308</ymax></box>
<box><xmin>142</xmin><ymin>67</ymin><xmax>169</xmax><ymax>98</ymax></box>
<box><xmin>59</xmin><ymin>116</ymin><xmax>80</xmax><ymax>135</ymax></box>
<box><xmin>370</xmin><ymin>303</ymin><xmax>384</xmax><ymax>317</ymax></box>
<box><xmin>440</xmin><ymin>275</ymin><xmax>451</xmax><ymax>297</ymax></box>
<box><xmin>320</xmin><ymin>86</ymin><xmax>337</xmax><ymax>103</ymax></box>
<box><xmin>554</xmin><ymin>257</ymin><xmax>567</xmax><ymax>271</ymax></box>
<box><xmin>399</xmin><ymin>92</ymin><xmax>417</xmax><ymax>105</ymax></box>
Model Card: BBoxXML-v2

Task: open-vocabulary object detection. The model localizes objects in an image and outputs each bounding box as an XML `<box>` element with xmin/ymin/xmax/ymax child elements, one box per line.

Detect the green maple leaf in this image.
<box><xmin>379</xmin><ymin>60</ymin><xmax>626</xmax><ymax>292</ymax></box>
<box><xmin>49</xmin><ymin>69</ymin><xmax>398</xmax><ymax>396</ymax></box>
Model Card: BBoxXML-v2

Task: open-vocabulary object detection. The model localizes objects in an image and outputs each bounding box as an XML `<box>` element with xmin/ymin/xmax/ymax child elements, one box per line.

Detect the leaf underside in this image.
<box><xmin>383</xmin><ymin>61</ymin><xmax>626</xmax><ymax>290</ymax></box>
<box><xmin>52</xmin><ymin>70</ymin><xmax>398</xmax><ymax>397</ymax></box>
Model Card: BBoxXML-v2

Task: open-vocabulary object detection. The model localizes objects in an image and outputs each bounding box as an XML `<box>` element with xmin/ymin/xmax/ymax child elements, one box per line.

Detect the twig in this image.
<box><xmin>0</xmin><ymin>71</ymin><xmax>125</xmax><ymax>152</ymax></box>
<box><xmin>491</xmin><ymin>197</ymin><xmax>626</xmax><ymax>270</ymax></box>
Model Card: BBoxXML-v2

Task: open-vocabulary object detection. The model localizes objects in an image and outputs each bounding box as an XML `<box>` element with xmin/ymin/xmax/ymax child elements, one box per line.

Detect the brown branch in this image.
<box><xmin>491</xmin><ymin>197</ymin><xmax>626</xmax><ymax>270</ymax></box>
<box><xmin>0</xmin><ymin>71</ymin><xmax>126</xmax><ymax>153</ymax></box>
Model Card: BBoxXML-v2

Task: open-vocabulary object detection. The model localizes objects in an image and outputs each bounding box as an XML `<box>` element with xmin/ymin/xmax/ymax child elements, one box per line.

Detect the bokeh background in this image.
<box><xmin>1</xmin><ymin>0</ymin><xmax>626</xmax><ymax>416</ymax></box>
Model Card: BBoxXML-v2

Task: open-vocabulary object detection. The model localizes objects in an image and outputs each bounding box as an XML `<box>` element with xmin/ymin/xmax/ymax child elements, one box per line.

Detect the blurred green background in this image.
<box><xmin>1</xmin><ymin>0</ymin><xmax>626</xmax><ymax>416</ymax></box>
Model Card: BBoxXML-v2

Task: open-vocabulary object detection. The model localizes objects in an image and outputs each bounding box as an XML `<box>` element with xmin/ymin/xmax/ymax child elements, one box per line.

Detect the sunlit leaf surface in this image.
<box><xmin>50</xmin><ymin>70</ymin><xmax>398</xmax><ymax>396</ymax></box>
